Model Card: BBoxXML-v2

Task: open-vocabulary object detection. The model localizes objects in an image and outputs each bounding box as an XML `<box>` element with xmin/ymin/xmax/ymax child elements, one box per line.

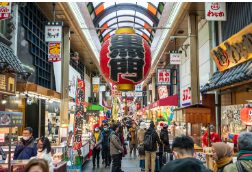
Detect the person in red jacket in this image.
<box><xmin>202</xmin><ymin>125</ymin><xmax>221</xmax><ymax>147</ymax></box>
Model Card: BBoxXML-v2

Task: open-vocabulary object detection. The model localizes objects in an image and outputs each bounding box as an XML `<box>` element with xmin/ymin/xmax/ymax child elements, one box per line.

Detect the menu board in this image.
<box><xmin>73</xmin><ymin>79</ymin><xmax>85</xmax><ymax>151</ymax></box>
<box><xmin>0</xmin><ymin>111</ymin><xmax>23</xmax><ymax>127</ymax></box>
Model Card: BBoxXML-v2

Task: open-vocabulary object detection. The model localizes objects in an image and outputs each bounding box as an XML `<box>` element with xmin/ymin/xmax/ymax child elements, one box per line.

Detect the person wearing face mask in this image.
<box><xmin>101</xmin><ymin>123</ymin><xmax>112</xmax><ymax>167</ymax></box>
<box><xmin>35</xmin><ymin>137</ymin><xmax>53</xmax><ymax>172</ymax></box>
<box><xmin>14</xmin><ymin>127</ymin><xmax>37</xmax><ymax>160</ymax></box>
<box><xmin>91</xmin><ymin>127</ymin><xmax>102</xmax><ymax>169</ymax></box>
<box><xmin>160</xmin><ymin>135</ymin><xmax>211</xmax><ymax>172</ymax></box>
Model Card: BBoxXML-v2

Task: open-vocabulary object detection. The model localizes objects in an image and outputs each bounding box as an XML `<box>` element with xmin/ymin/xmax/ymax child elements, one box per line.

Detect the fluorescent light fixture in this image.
<box><xmin>68</xmin><ymin>2</ymin><xmax>99</xmax><ymax>62</ymax></box>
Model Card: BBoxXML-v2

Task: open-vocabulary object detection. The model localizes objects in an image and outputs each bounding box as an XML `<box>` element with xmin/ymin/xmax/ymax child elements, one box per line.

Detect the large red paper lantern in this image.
<box><xmin>240</xmin><ymin>107</ymin><xmax>252</xmax><ymax>125</ymax></box>
<box><xmin>100</xmin><ymin>28</ymin><xmax>151</xmax><ymax>91</ymax></box>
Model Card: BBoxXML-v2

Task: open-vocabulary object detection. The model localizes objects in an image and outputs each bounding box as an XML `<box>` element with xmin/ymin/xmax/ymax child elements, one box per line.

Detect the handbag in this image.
<box><xmin>137</xmin><ymin>144</ymin><xmax>145</xmax><ymax>156</ymax></box>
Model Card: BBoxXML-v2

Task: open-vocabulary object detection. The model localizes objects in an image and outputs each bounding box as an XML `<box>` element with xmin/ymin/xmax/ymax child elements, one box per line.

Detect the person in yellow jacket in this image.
<box><xmin>90</xmin><ymin>127</ymin><xmax>102</xmax><ymax>169</ymax></box>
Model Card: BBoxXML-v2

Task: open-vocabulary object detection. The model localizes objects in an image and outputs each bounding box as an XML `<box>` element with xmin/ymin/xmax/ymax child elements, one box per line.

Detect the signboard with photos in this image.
<box><xmin>0</xmin><ymin>2</ymin><xmax>11</xmax><ymax>21</ymax></box>
<box><xmin>157</xmin><ymin>69</ymin><xmax>171</xmax><ymax>85</ymax></box>
<box><xmin>0</xmin><ymin>111</ymin><xmax>22</xmax><ymax>127</ymax></box>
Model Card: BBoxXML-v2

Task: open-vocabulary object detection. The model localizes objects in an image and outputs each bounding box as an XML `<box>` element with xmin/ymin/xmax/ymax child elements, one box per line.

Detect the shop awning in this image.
<box><xmin>173</xmin><ymin>104</ymin><xmax>211</xmax><ymax>124</ymax></box>
<box><xmin>87</xmin><ymin>104</ymin><xmax>104</xmax><ymax>111</ymax></box>
<box><xmin>0</xmin><ymin>42</ymin><xmax>26</xmax><ymax>74</ymax></box>
<box><xmin>17</xmin><ymin>82</ymin><xmax>61</xmax><ymax>99</ymax></box>
<box><xmin>140</xmin><ymin>94</ymin><xmax>178</xmax><ymax>112</ymax></box>
<box><xmin>149</xmin><ymin>94</ymin><xmax>178</xmax><ymax>109</ymax></box>
<box><xmin>201</xmin><ymin>59</ymin><xmax>252</xmax><ymax>93</ymax></box>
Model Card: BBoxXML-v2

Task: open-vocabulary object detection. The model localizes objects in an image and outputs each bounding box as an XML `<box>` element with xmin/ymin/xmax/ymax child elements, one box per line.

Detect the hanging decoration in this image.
<box><xmin>73</xmin><ymin>79</ymin><xmax>85</xmax><ymax>151</ymax></box>
<box><xmin>100</xmin><ymin>28</ymin><xmax>151</xmax><ymax>91</ymax></box>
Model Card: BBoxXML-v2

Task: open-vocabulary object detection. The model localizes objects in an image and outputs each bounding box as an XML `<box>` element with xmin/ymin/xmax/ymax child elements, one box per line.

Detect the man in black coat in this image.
<box><xmin>144</xmin><ymin>121</ymin><xmax>161</xmax><ymax>172</ymax></box>
<box><xmin>160</xmin><ymin>135</ymin><xmax>211</xmax><ymax>172</ymax></box>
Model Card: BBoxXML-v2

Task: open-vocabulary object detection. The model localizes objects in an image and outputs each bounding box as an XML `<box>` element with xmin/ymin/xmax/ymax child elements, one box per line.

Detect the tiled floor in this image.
<box><xmin>83</xmin><ymin>154</ymin><xmax>141</xmax><ymax>172</ymax></box>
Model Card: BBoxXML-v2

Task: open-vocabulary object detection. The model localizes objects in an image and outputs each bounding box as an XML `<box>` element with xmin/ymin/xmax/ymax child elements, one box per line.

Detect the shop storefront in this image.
<box><xmin>201</xmin><ymin>4</ymin><xmax>252</xmax><ymax>150</ymax></box>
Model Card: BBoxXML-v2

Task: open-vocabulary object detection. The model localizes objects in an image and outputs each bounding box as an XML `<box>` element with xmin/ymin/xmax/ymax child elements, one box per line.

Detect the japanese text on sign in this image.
<box><xmin>73</xmin><ymin>79</ymin><xmax>85</xmax><ymax>151</ymax></box>
<box><xmin>0</xmin><ymin>2</ymin><xmax>11</xmax><ymax>21</ymax></box>
<box><xmin>205</xmin><ymin>2</ymin><xmax>226</xmax><ymax>21</ymax></box>
<box><xmin>157</xmin><ymin>69</ymin><xmax>171</xmax><ymax>85</ymax></box>
<box><xmin>170</xmin><ymin>53</ymin><xmax>181</xmax><ymax>65</ymax></box>
<box><xmin>108</xmin><ymin>34</ymin><xmax>145</xmax><ymax>83</ymax></box>
<box><xmin>211</xmin><ymin>24</ymin><xmax>252</xmax><ymax>72</ymax></box>
<box><xmin>45</xmin><ymin>25</ymin><xmax>62</xmax><ymax>42</ymax></box>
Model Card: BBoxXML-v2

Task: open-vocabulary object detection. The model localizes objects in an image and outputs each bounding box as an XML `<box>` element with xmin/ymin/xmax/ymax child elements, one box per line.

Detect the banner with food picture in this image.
<box><xmin>45</xmin><ymin>22</ymin><xmax>63</xmax><ymax>62</ymax></box>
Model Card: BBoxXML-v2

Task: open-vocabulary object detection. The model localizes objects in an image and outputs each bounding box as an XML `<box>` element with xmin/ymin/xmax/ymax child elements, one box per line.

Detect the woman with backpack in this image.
<box><xmin>144</xmin><ymin>121</ymin><xmax>162</xmax><ymax>172</ymax></box>
<box><xmin>159</xmin><ymin>124</ymin><xmax>171</xmax><ymax>168</ymax></box>
<box><xmin>138</xmin><ymin>122</ymin><xmax>147</xmax><ymax>171</ymax></box>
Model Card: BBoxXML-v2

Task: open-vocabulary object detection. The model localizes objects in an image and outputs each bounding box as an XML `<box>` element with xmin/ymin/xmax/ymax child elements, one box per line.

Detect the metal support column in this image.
<box><xmin>188</xmin><ymin>15</ymin><xmax>200</xmax><ymax>105</ymax></box>
<box><xmin>60</xmin><ymin>27</ymin><xmax>70</xmax><ymax>126</ymax></box>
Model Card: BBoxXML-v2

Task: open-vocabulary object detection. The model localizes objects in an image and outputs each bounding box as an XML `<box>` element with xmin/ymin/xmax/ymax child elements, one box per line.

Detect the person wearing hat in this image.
<box><xmin>137</xmin><ymin>122</ymin><xmax>147</xmax><ymax>171</ymax></box>
<box><xmin>159</xmin><ymin>123</ymin><xmax>171</xmax><ymax>168</ymax></box>
<box><xmin>110</xmin><ymin>124</ymin><xmax>124</xmax><ymax>172</ymax></box>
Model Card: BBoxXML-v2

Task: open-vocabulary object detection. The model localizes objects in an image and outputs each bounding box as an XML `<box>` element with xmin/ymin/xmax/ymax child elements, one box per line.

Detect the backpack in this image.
<box><xmin>144</xmin><ymin>131</ymin><xmax>153</xmax><ymax>151</ymax></box>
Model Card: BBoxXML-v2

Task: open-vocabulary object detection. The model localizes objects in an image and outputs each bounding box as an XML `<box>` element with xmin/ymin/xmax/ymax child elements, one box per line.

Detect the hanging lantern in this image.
<box><xmin>240</xmin><ymin>106</ymin><xmax>252</xmax><ymax>125</ymax></box>
<box><xmin>100</xmin><ymin>28</ymin><xmax>151</xmax><ymax>91</ymax></box>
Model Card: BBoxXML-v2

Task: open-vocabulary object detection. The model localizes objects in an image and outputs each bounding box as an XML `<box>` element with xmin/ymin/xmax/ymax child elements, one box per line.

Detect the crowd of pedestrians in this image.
<box><xmin>87</xmin><ymin>119</ymin><xmax>252</xmax><ymax>172</ymax></box>
<box><xmin>5</xmin><ymin>120</ymin><xmax>252</xmax><ymax>172</ymax></box>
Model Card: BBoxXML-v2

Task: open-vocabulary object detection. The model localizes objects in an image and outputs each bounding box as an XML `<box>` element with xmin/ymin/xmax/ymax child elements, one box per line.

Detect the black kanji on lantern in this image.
<box><xmin>108</xmin><ymin>34</ymin><xmax>145</xmax><ymax>82</ymax></box>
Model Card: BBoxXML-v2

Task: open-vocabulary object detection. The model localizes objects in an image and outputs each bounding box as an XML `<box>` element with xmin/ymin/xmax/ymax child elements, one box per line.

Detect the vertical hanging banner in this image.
<box><xmin>182</xmin><ymin>87</ymin><xmax>191</xmax><ymax>106</ymax></box>
<box><xmin>73</xmin><ymin>79</ymin><xmax>85</xmax><ymax>150</ymax></box>
<box><xmin>45</xmin><ymin>22</ymin><xmax>63</xmax><ymax>62</ymax></box>
<box><xmin>157</xmin><ymin>69</ymin><xmax>171</xmax><ymax>85</ymax></box>
<box><xmin>48</xmin><ymin>42</ymin><xmax>61</xmax><ymax>62</ymax></box>
<box><xmin>0</xmin><ymin>2</ymin><xmax>11</xmax><ymax>21</ymax></box>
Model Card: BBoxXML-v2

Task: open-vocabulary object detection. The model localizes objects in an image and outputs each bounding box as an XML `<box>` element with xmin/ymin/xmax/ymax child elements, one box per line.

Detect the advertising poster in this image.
<box><xmin>48</xmin><ymin>42</ymin><xmax>61</xmax><ymax>62</ymax></box>
<box><xmin>158</xmin><ymin>86</ymin><xmax>168</xmax><ymax>99</ymax></box>
<box><xmin>0</xmin><ymin>2</ymin><xmax>11</xmax><ymax>21</ymax></box>
<box><xmin>0</xmin><ymin>111</ymin><xmax>22</xmax><ymax>127</ymax></box>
